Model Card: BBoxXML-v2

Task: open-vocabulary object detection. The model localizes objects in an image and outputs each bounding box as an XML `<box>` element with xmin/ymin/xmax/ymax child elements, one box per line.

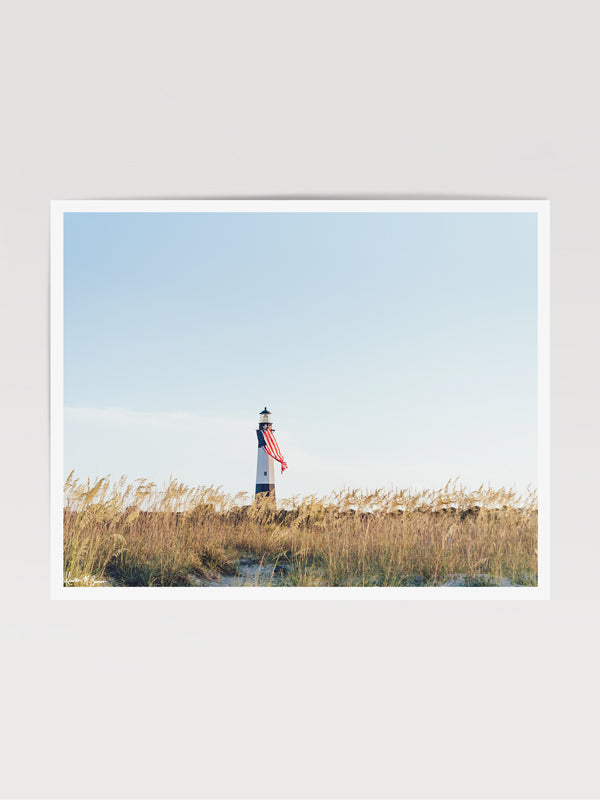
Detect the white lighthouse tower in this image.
<box><xmin>255</xmin><ymin>407</ymin><xmax>276</xmax><ymax>499</ymax></box>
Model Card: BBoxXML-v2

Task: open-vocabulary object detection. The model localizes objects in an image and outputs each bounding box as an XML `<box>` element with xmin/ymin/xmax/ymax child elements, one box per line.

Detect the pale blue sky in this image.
<box><xmin>64</xmin><ymin>211</ymin><xmax>537</xmax><ymax>497</ymax></box>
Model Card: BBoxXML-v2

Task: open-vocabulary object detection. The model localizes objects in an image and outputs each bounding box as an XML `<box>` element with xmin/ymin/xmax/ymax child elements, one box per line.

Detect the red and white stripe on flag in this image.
<box><xmin>262</xmin><ymin>428</ymin><xmax>288</xmax><ymax>473</ymax></box>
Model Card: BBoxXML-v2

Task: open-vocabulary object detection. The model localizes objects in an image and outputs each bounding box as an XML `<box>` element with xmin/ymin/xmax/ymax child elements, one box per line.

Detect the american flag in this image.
<box><xmin>257</xmin><ymin>428</ymin><xmax>288</xmax><ymax>473</ymax></box>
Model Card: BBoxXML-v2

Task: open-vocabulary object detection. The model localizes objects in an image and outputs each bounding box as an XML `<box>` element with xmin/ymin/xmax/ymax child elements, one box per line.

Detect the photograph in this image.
<box><xmin>53</xmin><ymin>201</ymin><xmax>547</xmax><ymax>592</ymax></box>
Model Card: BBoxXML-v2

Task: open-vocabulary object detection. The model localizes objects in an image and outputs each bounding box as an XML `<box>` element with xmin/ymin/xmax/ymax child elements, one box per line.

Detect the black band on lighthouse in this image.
<box><xmin>255</xmin><ymin>483</ymin><xmax>275</xmax><ymax>496</ymax></box>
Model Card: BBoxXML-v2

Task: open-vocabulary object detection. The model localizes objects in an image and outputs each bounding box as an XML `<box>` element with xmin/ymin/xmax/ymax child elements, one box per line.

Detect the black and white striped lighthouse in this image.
<box><xmin>256</xmin><ymin>408</ymin><xmax>276</xmax><ymax>499</ymax></box>
<box><xmin>255</xmin><ymin>407</ymin><xmax>288</xmax><ymax>500</ymax></box>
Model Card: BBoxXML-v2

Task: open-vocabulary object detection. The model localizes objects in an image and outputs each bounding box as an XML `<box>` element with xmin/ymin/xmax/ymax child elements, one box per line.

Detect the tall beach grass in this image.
<box><xmin>63</xmin><ymin>473</ymin><xmax>537</xmax><ymax>587</ymax></box>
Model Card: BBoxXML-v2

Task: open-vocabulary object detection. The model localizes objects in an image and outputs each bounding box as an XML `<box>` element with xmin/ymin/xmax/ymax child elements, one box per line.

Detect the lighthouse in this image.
<box><xmin>255</xmin><ymin>407</ymin><xmax>287</xmax><ymax>500</ymax></box>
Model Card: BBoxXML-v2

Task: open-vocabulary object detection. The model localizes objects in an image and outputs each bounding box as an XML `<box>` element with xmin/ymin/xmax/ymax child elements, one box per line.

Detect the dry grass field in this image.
<box><xmin>63</xmin><ymin>473</ymin><xmax>538</xmax><ymax>587</ymax></box>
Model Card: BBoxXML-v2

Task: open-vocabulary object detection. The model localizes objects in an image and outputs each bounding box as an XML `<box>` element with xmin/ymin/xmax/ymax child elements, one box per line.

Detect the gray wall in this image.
<box><xmin>1</xmin><ymin>1</ymin><xmax>598</xmax><ymax>798</ymax></box>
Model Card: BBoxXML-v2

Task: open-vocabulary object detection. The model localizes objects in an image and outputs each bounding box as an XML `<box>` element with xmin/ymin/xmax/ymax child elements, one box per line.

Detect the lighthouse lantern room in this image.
<box><xmin>259</xmin><ymin>408</ymin><xmax>272</xmax><ymax>428</ymax></box>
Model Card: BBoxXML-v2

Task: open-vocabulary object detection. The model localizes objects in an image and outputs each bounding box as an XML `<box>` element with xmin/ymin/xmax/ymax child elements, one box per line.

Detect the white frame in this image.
<box><xmin>51</xmin><ymin>199</ymin><xmax>550</xmax><ymax>600</ymax></box>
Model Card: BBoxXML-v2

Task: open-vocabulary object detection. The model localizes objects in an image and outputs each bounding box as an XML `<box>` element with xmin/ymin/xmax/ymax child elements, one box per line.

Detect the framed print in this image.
<box><xmin>51</xmin><ymin>200</ymin><xmax>549</xmax><ymax>598</ymax></box>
